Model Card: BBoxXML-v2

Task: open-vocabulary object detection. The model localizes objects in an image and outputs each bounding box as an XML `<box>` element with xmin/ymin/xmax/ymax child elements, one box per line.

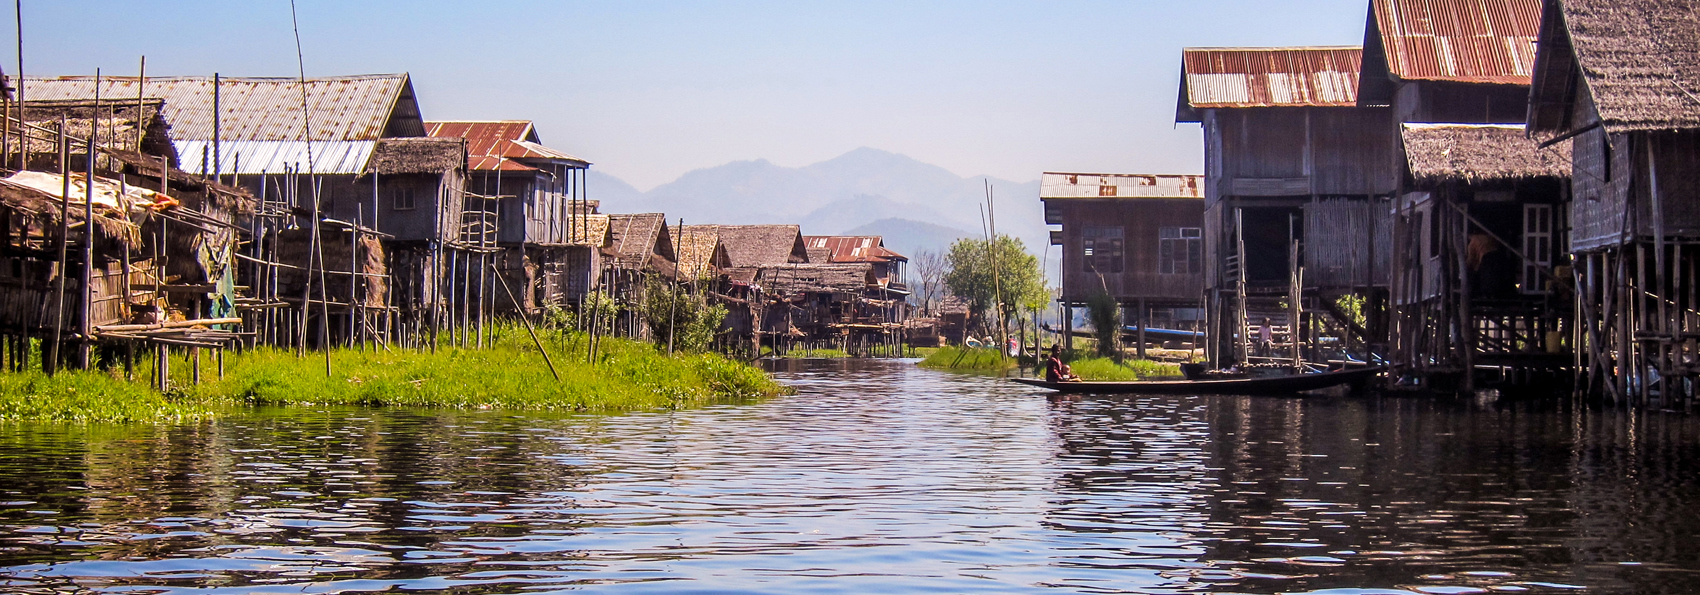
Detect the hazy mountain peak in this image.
<box><xmin>601</xmin><ymin>147</ymin><xmax>1046</xmax><ymax>256</ymax></box>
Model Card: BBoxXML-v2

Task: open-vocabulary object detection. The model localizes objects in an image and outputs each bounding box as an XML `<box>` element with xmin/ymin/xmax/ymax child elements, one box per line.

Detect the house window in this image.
<box><xmin>391</xmin><ymin>187</ymin><xmax>416</xmax><ymax>211</ymax></box>
<box><xmin>1081</xmin><ymin>226</ymin><xmax>1124</xmax><ymax>273</ymax></box>
<box><xmin>1159</xmin><ymin>227</ymin><xmax>1203</xmax><ymax>274</ymax></box>
<box><xmin>1522</xmin><ymin>204</ymin><xmax>1552</xmax><ymax>293</ymax></box>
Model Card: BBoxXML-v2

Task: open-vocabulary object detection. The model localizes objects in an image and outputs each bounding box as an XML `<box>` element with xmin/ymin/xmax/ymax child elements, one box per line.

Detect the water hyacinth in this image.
<box><xmin>0</xmin><ymin>323</ymin><xmax>786</xmax><ymax>423</ymax></box>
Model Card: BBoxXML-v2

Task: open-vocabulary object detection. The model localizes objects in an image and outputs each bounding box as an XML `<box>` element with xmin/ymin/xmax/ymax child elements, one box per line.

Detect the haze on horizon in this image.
<box><xmin>19</xmin><ymin>0</ymin><xmax>1365</xmax><ymax>190</ymax></box>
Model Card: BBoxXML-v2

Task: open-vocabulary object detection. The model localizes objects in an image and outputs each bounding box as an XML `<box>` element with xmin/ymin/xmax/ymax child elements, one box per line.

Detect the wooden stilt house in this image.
<box><xmin>1527</xmin><ymin>0</ymin><xmax>1700</xmax><ymax>405</ymax></box>
<box><xmin>1040</xmin><ymin>173</ymin><xmax>1206</xmax><ymax>357</ymax></box>
<box><xmin>425</xmin><ymin>121</ymin><xmax>600</xmax><ymax>315</ymax></box>
<box><xmin>23</xmin><ymin>73</ymin><xmax>469</xmax><ymax>348</ymax></box>
<box><xmin>1355</xmin><ymin>0</ymin><xmax>1569</xmax><ymax>391</ymax></box>
<box><xmin>1177</xmin><ymin>47</ymin><xmax>1401</xmax><ymax>367</ymax></box>
<box><xmin>604</xmin><ymin>213</ymin><xmax>676</xmax><ymax>338</ymax></box>
<box><xmin>1390</xmin><ymin>124</ymin><xmax>1572</xmax><ymax>391</ymax></box>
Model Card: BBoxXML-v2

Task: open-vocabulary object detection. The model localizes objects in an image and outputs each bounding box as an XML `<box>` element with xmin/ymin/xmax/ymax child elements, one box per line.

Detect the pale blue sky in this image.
<box><xmin>21</xmin><ymin>1</ymin><xmax>1368</xmax><ymax>189</ymax></box>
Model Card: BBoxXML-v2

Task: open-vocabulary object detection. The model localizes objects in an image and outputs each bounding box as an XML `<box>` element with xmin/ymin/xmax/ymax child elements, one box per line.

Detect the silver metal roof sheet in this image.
<box><xmin>174</xmin><ymin>140</ymin><xmax>376</xmax><ymax>175</ymax></box>
<box><xmin>20</xmin><ymin>74</ymin><xmax>417</xmax><ymax>142</ymax></box>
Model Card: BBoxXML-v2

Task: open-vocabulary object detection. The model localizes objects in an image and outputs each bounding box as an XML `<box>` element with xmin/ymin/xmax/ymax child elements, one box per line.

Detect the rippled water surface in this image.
<box><xmin>1</xmin><ymin>359</ymin><xmax>1699</xmax><ymax>593</ymax></box>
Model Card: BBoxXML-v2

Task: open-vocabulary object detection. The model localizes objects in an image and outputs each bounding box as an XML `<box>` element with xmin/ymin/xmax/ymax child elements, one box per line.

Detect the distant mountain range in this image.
<box><xmin>586</xmin><ymin>147</ymin><xmax>1045</xmax><ymax>258</ymax></box>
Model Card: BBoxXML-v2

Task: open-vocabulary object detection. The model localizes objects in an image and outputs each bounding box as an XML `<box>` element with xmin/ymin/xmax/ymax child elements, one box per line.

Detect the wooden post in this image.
<box><xmin>1135</xmin><ymin>297</ymin><xmax>1146</xmax><ymax>359</ymax></box>
<box><xmin>47</xmin><ymin>117</ymin><xmax>68</xmax><ymax>376</ymax></box>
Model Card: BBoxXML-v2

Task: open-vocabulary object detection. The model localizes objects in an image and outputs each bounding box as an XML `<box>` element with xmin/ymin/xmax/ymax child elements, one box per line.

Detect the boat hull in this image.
<box><xmin>1011</xmin><ymin>367</ymin><xmax>1384</xmax><ymax>395</ymax></box>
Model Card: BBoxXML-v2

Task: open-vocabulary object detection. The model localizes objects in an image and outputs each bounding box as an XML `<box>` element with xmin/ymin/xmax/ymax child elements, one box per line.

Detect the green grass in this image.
<box><xmin>0</xmin><ymin>324</ymin><xmax>787</xmax><ymax>423</ymax></box>
<box><xmin>916</xmin><ymin>346</ymin><xmax>1016</xmax><ymax>370</ymax></box>
<box><xmin>0</xmin><ymin>369</ymin><xmax>216</xmax><ymax>423</ymax></box>
<box><xmin>1068</xmin><ymin>357</ymin><xmax>1182</xmax><ymax>381</ymax></box>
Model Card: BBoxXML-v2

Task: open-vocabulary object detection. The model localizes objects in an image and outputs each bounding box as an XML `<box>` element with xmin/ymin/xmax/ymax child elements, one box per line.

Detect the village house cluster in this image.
<box><xmin>1045</xmin><ymin>0</ymin><xmax>1690</xmax><ymax>404</ymax></box>
<box><xmin>0</xmin><ymin>72</ymin><xmax>913</xmax><ymax>380</ymax></box>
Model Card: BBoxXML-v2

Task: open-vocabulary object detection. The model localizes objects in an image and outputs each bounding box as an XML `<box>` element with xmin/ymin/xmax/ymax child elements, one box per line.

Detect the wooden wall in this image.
<box><xmin>1395</xmin><ymin>81</ymin><xmax>1530</xmax><ymax>124</ymax></box>
<box><xmin>1572</xmin><ymin>130</ymin><xmax>1700</xmax><ymax>252</ymax></box>
<box><xmin>1050</xmin><ymin>197</ymin><xmax>1206</xmax><ymax>304</ymax></box>
<box><xmin>1304</xmin><ymin>199</ymin><xmax>1393</xmax><ymax>288</ymax></box>
<box><xmin>1203</xmin><ymin>106</ymin><xmax>1400</xmax><ymax>205</ymax></box>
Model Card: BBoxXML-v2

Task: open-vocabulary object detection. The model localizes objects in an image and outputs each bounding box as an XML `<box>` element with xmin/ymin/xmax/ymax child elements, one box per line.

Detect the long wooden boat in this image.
<box><xmin>1011</xmin><ymin>366</ymin><xmax>1385</xmax><ymax>395</ymax></box>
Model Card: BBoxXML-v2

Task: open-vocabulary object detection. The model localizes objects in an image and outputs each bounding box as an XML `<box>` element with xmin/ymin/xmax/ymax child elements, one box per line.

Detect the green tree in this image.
<box><xmin>638</xmin><ymin>274</ymin><xmax>729</xmax><ymax>354</ymax></box>
<box><xmin>943</xmin><ymin>235</ymin><xmax>1048</xmax><ymax>330</ymax></box>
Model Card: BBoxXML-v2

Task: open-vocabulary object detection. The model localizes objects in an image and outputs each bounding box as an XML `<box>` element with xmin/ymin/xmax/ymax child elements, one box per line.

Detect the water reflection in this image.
<box><xmin>0</xmin><ymin>359</ymin><xmax>1693</xmax><ymax>593</ymax></box>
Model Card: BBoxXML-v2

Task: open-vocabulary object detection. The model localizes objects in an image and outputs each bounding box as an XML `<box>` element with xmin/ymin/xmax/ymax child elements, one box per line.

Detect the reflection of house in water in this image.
<box><xmin>1177</xmin><ymin>46</ymin><xmax>1400</xmax><ymax>366</ymax></box>
<box><xmin>1041</xmin><ymin>172</ymin><xmax>1206</xmax><ymax>356</ymax></box>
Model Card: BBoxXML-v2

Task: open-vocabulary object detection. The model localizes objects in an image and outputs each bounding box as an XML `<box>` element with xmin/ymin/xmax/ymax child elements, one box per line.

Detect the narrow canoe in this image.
<box><xmin>1011</xmin><ymin>366</ymin><xmax>1385</xmax><ymax>395</ymax></box>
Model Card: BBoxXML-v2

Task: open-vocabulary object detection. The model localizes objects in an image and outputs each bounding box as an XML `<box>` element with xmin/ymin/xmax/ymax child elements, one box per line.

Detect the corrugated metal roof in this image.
<box><xmin>1039</xmin><ymin>173</ymin><xmax>1204</xmax><ymax>199</ymax></box>
<box><xmin>1180</xmin><ymin>47</ymin><xmax>1362</xmax><ymax>112</ymax></box>
<box><xmin>20</xmin><ymin>74</ymin><xmax>419</xmax><ymax>141</ymax></box>
<box><xmin>425</xmin><ymin>120</ymin><xmax>589</xmax><ymax>171</ymax></box>
<box><xmin>802</xmin><ymin>236</ymin><xmax>908</xmax><ymax>263</ymax></box>
<box><xmin>174</xmin><ymin>139</ymin><xmax>375</xmax><ymax>175</ymax></box>
<box><xmin>1370</xmin><ymin>0</ymin><xmax>1540</xmax><ymax>84</ymax></box>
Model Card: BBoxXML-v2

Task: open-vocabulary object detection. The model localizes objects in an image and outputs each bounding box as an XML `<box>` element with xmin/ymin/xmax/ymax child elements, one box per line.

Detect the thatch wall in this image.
<box><xmin>1402</xmin><ymin>124</ymin><xmax>1572</xmax><ymax>184</ymax></box>
<box><xmin>274</xmin><ymin>227</ymin><xmax>389</xmax><ymax>309</ymax></box>
<box><xmin>668</xmin><ymin>224</ymin><xmax>728</xmax><ymax>278</ymax></box>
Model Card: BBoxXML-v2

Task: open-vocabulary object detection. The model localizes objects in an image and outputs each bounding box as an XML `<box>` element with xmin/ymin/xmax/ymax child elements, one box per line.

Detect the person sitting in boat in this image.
<box><xmin>1046</xmin><ymin>344</ymin><xmax>1080</xmax><ymax>383</ymax></box>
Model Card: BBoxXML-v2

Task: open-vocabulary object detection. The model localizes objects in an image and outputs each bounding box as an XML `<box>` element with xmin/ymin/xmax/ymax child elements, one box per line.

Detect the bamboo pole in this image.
<box><xmin>494</xmin><ymin>262</ymin><xmax>559</xmax><ymax>381</ymax></box>
<box><xmin>77</xmin><ymin>70</ymin><xmax>99</xmax><ymax>370</ymax></box>
<box><xmin>47</xmin><ymin>116</ymin><xmax>66</xmax><ymax>375</ymax></box>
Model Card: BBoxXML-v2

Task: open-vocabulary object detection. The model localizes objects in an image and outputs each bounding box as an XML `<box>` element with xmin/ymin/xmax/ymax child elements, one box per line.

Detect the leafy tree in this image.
<box><xmin>943</xmin><ymin>235</ymin><xmax>1048</xmax><ymax>330</ymax></box>
<box><xmin>638</xmin><ymin>274</ymin><xmax>728</xmax><ymax>354</ymax></box>
<box><xmin>1085</xmin><ymin>290</ymin><xmax>1123</xmax><ymax>360</ymax></box>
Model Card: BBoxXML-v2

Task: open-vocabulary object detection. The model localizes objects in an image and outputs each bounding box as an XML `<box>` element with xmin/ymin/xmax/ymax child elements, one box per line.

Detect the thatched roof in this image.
<box><xmin>806</xmin><ymin>246</ymin><xmax>831</xmax><ymax>263</ymax></box>
<box><xmin>758</xmin><ymin>262</ymin><xmax>874</xmax><ymax>295</ymax></box>
<box><xmin>717</xmin><ymin>224</ymin><xmax>807</xmax><ymax>268</ymax></box>
<box><xmin>19</xmin><ymin>99</ymin><xmax>175</xmax><ymax>162</ymax></box>
<box><xmin>667</xmin><ymin>224</ymin><xmax>730</xmax><ymax>278</ymax></box>
<box><xmin>606</xmin><ymin>213</ymin><xmax>673</xmax><ymax>269</ymax></box>
<box><xmin>1529</xmin><ymin>0</ymin><xmax>1700</xmax><ymax>135</ymax></box>
<box><xmin>1402</xmin><ymin>124</ymin><xmax>1572</xmax><ymax>184</ymax></box>
<box><xmin>364</xmin><ymin>137</ymin><xmax>465</xmax><ymax>175</ymax></box>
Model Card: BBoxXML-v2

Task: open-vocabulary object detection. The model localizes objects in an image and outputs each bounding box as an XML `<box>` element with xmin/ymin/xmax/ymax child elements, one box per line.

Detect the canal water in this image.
<box><xmin>0</xmin><ymin>359</ymin><xmax>1697</xmax><ymax>594</ymax></box>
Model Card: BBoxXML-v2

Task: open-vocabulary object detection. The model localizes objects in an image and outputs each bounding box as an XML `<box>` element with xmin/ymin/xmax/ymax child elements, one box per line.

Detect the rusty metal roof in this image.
<box><xmin>425</xmin><ymin>120</ymin><xmax>588</xmax><ymax>171</ymax></box>
<box><xmin>802</xmin><ymin>236</ymin><xmax>908</xmax><ymax>263</ymax></box>
<box><xmin>1367</xmin><ymin>0</ymin><xmax>1540</xmax><ymax>85</ymax></box>
<box><xmin>1039</xmin><ymin>173</ymin><xmax>1204</xmax><ymax>199</ymax></box>
<box><xmin>1178</xmin><ymin>47</ymin><xmax>1362</xmax><ymax>120</ymax></box>
<box><xmin>21</xmin><ymin>74</ymin><xmax>421</xmax><ymax>142</ymax></box>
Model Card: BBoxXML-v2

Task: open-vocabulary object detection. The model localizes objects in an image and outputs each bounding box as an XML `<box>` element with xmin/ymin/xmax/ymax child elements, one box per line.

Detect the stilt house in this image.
<box><xmin>1177</xmin><ymin>47</ymin><xmax>1400</xmax><ymax>366</ymax></box>
<box><xmin>1040</xmin><ymin>172</ymin><xmax>1206</xmax><ymax>356</ymax></box>
<box><xmin>1527</xmin><ymin>0</ymin><xmax>1700</xmax><ymax>404</ymax></box>
<box><xmin>425</xmin><ymin>121</ymin><xmax>601</xmax><ymax>314</ymax></box>
<box><xmin>1356</xmin><ymin>0</ymin><xmax>1568</xmax><ymax>391</ymax></box>
<box><xmin>23</xmin><ymin>73</ymin><xmax>467</xmax><ymax>348</ymax></box>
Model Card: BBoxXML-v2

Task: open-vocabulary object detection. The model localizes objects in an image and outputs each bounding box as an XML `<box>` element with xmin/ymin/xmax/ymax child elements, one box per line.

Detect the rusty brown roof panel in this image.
<box><xmin>426</xmin><ymin>120</ymin><xmax>588</xmax><ymax>170</ymax></box>
<box><xmin>802</xmin><ymin>236</ymin><xmax>908</xmax><ymax>263</ymax></box>
<box><xmin>1181</xmin><ymin>47</ymin><xmax>1363</xmax><ymax>109</ymax></box>
<box><xmin>1370</xmin><ymin>0</ymin><xmax>1540</xmax><ymax>84</ymax></box>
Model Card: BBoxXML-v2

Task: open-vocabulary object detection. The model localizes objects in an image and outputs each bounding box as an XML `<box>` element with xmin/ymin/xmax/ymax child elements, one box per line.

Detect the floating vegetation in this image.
<box><xmin>0</xmin><ymin>324</ymin><xmax>786</xmax><ymax>423</ymax></box>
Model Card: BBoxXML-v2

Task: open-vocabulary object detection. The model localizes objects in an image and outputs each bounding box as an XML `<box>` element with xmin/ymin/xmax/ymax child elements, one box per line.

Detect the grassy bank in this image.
<box><xmin>0</xmin><ymin>325</ymin><xmax>786</xmax><ymax>423</ymax></box>
<box><xmin>1069</xmin><ymin>357</ymin><xmax>1181</xmax><ymax>381</ymax></box>
<box><xmin>916</xmin><ymin>346</ymin><xmax>1017</xmax><ymax>370</ymax></box>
